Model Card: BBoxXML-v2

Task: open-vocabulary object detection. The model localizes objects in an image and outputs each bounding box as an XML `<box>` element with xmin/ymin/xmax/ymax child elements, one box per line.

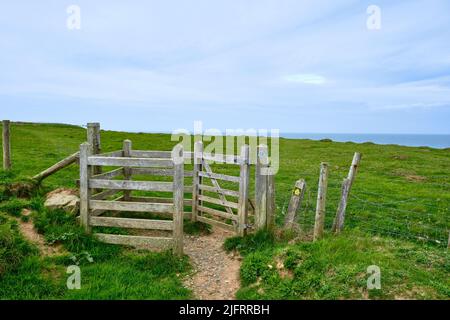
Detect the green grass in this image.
<box><xmin>227</xmin><ymin>231</ymin><xmax>449</xmax><ymax>300</ymax></box>
<box><xmin>0</xmin><ymin>122</ymin><xmax>449</xmax><ymax>300</ymax></box>
<box><xmin>0</xmin><ymin>203</ymin><xmax>192</xmax><ymax>299</ymax></box>
<box><xmin>0</xmin><ymin>212</ymin><xmax>38</xmax><ymax>276</ymax></box>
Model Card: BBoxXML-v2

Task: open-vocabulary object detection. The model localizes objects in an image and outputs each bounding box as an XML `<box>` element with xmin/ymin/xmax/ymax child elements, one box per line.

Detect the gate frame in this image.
<box><xmin>79</xmin><ymin>141</ymin><xmax>185</xmax><ymax>255</ymax></box>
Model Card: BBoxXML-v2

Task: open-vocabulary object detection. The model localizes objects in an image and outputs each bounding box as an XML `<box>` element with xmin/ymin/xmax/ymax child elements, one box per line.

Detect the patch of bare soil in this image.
<box><xmin>404</xmin><ymin>174</ymin><xmax>427</xmax><ymax>182</ymax></box>
<box><xmin>16</xmin><ymin>209</ymin><xmax>64</xmax><ymax>256</ymax></box>
<box><xmin>183</xmin><ymin>227</ymin><xmax>242</xmax><ymax>300</ymax></box>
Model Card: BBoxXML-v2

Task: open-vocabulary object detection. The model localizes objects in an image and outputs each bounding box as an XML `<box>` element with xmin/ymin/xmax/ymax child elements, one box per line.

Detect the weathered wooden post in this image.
<box><xmin>122</xmin><ymin>140</ymin><xmax>132</xmax><ymax>201</ymax></box>
<box><xmin>332</xmin><ymin>152</ymin><xmax>361</xmax><ymax>233</ymax></box>
<box><xmin>238</xmin><ymin>144</ymin><xmax>250</xmax><ymax>236</ymax></box>
<box><xmin>79</xmin><ymin>142</ymin><xmax>91</xmax><ymax>233</ymax></box>
<box><xmin>284</xmin><ymin>179</ymin><xmax>306</xmax><ymax>231</ymax></box>
<box><xmin>313</xmin><ymin>162</ymin><xmax>329</xmax><ymax>241</ymax></box>
<box><xmin>172</xmin><ymin>144</ymin><xmax>184</xmax><ymax>255</ymax></box>
<box><xmin>267</xmin><ymin>172</ymin><xmax>276</xmax><ymax>230</ymax></box>
<box><xmin>2</xmin><ymin>120</ymin><xmax>11</xmax><ymax>170</ymax></box>
<box><xmin>255</xmin><ymin>144</ymin><xmax>269</xmax><ymax>230</ymax></box>
<box><xmin>192</xmin><ymin>141</ymin><xmax>203</xmax><ymax>222</ymax></box>
<box><xmin>87</xmin><ymin>123</ymin><xmax>101</xmax><ymax>175</ymax></box>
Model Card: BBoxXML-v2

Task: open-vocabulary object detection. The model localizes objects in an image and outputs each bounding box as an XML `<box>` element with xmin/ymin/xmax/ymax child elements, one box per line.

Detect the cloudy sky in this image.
<box><xmin>1</xmin><ymin>0</ymin><xmax>450</xmax><ymax>133</ymax></box>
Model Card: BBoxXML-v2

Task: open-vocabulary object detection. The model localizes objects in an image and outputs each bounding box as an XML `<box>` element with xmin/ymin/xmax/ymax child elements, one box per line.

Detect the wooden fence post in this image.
<box><xmin>332</xmin><ymin>178</ymin><xmax>351</xmax><ymax>233</ymax></box>
<box><xmin>238</xmin><ymin>144</ymin><xmax>250</xmax><ymax>236</ymax></box>
<box><xmin>332</xmin><ymin>152</ymin><xmax>361</xmax><ymax>233</ymax></box>
<box><xmin>284</xmin><ymin>179</ymin><xmax>306</xmax><ymax>231</ymax></box>
<box><xmin>2</xmin><ymin>120</ymin><xmax>11</xmax><ymax>170</ymax></box>
<box><xmin>313</xmin><ymin>162</ymin><xmax>329</xmax><ymax>241</ymax></box>
<box><xmin>122</xmin><ymin>140</ymin><xmax>132</xmax><ymax>201</ymax></box>
<box><xmin>267</xmin><ymin>173</ymin><xmax>276</xmax><ymax>230</ymax></box>
<box><xmin>87</xmin><ymin>123</ymin><xmax>101</xmax><ymax>175</ymax></box>
<box><xmin>192</xmin><ymin>141</ymin><xmax>203</xmax><ymax>222</ymax></box>
<box><xmin>173</xmin><ymin>144</ymin><xmax>184</xmax><ymax>255</ymax></box>
<box><xmin>255</xmin><ymin>144</ymin><xmax>269</xmax><ymax>230</ymax></box>
<box><xmin>79</xmin><ymin>142</ymin><xmax>91</xmax><ymax>233</ymax></box>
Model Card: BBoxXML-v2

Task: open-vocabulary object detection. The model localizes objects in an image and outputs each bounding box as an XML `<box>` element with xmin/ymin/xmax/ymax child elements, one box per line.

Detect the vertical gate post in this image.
<box><xmin>238</xmin><ymin>144</ymin><xmax>250</xmax><ymax>236</ymax></box>
<box><xmin>123</xmin><ymin>140</ymin><xmax>132</xmax><ymax>201</ymax></box>
<box><xmin>2</xmin><ymin>120</ymin><xmax>11</xmax><ymax>170</ymax></box>
<box><xmin>192</xmin><ymin>141</ymin><xmax>203</xmax><ymax>222</ymax></box>
<box><xmin>79</xmin><ymin>142</ymin><xmax>91</xmax><ymax>233</ymax></box>
<box><xmin>313</xmin><ymin>162</ymin><xmax>329</xmax><ymax>241</ymax></box>
<box><xmin>255</xmin><ymin>144</ymin><xmax>269</xmax><ymax>230</ymax></box>
<box><xmin>173</xmin><ymin>144</ymin><xmax>184</xmax><ymax>255</ymax></box>
<box><xmin>87</xmin><ymin>123</ymin><xmax>101</xmax><ymax>175</ymax></box>
<box><xmin>267</xmin><ymin>171</ymin><xmax>276</xmax><ymax>230</ymax></box>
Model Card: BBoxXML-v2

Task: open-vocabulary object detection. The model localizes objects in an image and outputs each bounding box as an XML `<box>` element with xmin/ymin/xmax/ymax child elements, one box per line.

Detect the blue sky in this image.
<box><xmin>1</xmin><ymin>0</ymin><xmax>450</xmax><ymax>133</ymax></box>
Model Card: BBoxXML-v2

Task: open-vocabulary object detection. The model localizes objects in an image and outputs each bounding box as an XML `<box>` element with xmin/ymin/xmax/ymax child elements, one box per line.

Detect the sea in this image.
<box><xmin>281</xmin><ymin>133</ymin><xmax>450</xmax><ymax>149</ymax></box>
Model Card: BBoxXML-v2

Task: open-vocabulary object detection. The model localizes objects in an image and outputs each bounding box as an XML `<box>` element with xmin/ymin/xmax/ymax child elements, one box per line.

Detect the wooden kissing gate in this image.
<box><xmin>79</xmin><ymin>139</ymin><xmax>275</xmax><ymax>255</ymax></box>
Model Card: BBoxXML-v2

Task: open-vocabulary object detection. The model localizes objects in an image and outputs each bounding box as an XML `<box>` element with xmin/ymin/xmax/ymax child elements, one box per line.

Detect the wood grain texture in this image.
<box><xmin>87</xmin><ymin>156</ymin><xmax>173</xmax><ymax>168</ymax></box>
<box><xmin>172</xmin><ymin>144</ymin><xmax>184</xmax><ymax>255</ymax></box>
<box><xmin>90</xmin><ymin>216</ymin><xmax>173</xmax><ymax>230</ymax></box>
<box><xmin>89</xmin><ymin>179</ymin><xmax>173</xmax><ymax>192</ymax></box>
<box><xmin>89</xmin><ymin>199</ymin><xmax>174</xmax><ymax>213</ymax></box>
<box><xmin>79</xmin><ymin>143</ymin><xmax>91</xmax><ymax>233</ymax></box>
<box><xmin>313</xmin><ymin>163</ymin><xmax>329</xmax><ymax>241</ymax></box>
<box><xmin>284</xmin><ymin>179</ymin><xmax>306</xmax><ymax>230</ymax></box>
<box><xmin>95</xmin><ymin>233</ymin><xmax>173</xmax><ymax>249</ymax></box>
<box><xmin>238</xmin><ymin>144</ymin><xmax>250</xmax><ymax>235</ymax></box>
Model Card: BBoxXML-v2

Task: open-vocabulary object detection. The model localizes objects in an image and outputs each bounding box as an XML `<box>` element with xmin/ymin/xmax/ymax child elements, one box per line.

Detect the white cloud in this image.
<box><xmin>282</xmin><ymin>73</ymin><xmax>327</xmax><ymax>85</ymax></box>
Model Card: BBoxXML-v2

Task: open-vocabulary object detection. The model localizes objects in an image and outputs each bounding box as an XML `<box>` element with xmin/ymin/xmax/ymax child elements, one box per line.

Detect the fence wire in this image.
<box><xmin>276</xmin><ymin>172</ymin><xmax>449</xmax><ymax>248</ymax></box>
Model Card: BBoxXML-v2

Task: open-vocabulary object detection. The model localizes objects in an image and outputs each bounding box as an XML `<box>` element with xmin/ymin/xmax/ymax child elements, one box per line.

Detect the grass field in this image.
<box><xmin>0</xmin><ymin>122</ymin><xmax>448</xmax><ymax>299</ymax></box>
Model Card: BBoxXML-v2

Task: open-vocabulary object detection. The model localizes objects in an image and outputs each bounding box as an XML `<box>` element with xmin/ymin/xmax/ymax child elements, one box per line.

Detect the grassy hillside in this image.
<box><xmin>0</xmin><ymin>122</ymin><xmax>448</xmax><ymax>299</ymax></box>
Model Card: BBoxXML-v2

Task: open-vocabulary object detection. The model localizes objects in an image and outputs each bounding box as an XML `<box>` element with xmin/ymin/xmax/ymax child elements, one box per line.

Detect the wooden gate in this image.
<box><xmin>79</xmin><ymin>141</ymin><xmax>185</xmax><ymax>255</ymax></box>
<box><xmin>192</xmin><ymin>142</ymin><xmax>250</xmax><ymax>236</ymax></box>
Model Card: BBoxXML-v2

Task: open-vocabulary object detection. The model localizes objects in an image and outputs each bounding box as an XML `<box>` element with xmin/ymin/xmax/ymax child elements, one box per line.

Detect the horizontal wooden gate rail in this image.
<box><xmin>79</xmin><ymin>141</ymin><xmax>185</xmax><ymax>255</ymax></box>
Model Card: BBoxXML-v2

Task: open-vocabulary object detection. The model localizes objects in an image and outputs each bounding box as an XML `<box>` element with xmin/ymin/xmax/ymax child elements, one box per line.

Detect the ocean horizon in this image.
<box><xmin>281</xmin><ymin>133</ymin><xmax>450</xmax><ymax>149</ymax></box>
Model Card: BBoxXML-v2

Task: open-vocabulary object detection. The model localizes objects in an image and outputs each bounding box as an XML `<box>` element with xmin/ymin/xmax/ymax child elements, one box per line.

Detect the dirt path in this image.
<box><xmin>16</xmin><ymin>209</ymin><xmax>63</xmax><ymax>256</ymax></box>
<box><xmin>183</xmin><ymin>227</ymin><xmax>242</xmax><ymax>300</ymax></box>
